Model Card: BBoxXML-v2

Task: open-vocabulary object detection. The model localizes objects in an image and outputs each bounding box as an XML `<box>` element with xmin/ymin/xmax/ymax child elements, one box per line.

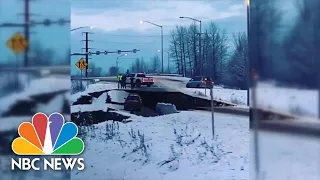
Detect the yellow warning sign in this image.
<box><xmin>6</xmin><ymin>32</ymin><xmax>28</xmax><ymax>54</ymax></box>
<box><xmin>75</xmin><ymin>58</ymin><xmax>88</xmax><ymax>70</ymax></box>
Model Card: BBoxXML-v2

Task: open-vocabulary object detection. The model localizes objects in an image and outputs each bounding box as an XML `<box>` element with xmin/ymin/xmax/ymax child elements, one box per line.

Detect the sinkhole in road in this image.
<box><xmin>73</xmin><ymin>89</ymin><xmax>219</xmax><ymax>110</ymax></box>
<box><xmin>71</xmin><ymin>89</ymin><xmax>232</xmax><ymax>125</ymax></box>
<box><xmin>71</xmin><ymin>110</ymin><xmax>130</xmax><ymax>126</ymax></box>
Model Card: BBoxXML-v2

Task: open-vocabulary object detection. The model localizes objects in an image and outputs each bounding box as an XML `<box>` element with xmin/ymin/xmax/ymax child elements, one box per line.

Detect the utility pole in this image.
<box><xmin>85</xmin><ymin>32</ymin><xmax>89</xmax><ymax>77</ymax></box>
<box><xmin>80</xmin><ymin>32</ymin><xmax>93</xmax><ymax>77</ymax></box>
<box><xmin>0</xmin><ymin>0</ymin><xmax>70</xmax><ymax>67</ymax></box>
<box><xmin>24</xmin><ymin>0</ymin><xmax>30</xmax><ymax>67</ymax></box>
<box><xmin>199</xmin><ymin>20</ymin><xmax>202</xmax><ymax>75</ymax></box>
<box><xmin>161</xmin><ymin>26</ymin><xmax>164</xmax><ymax>73</ymax></box>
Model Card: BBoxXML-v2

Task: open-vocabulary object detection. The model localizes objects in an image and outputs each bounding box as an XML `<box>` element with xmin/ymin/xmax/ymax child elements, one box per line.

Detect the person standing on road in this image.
<box><xmin>130</xmin><ymin>76</ymin><xmax>134</xmax><ymax>89</ymax></box>
<box><xmin>122</xmin><ymin>75</ymin><xmax>127</xmax><ymax>89</ymax></box>
<box><xmin>117</xmin><ymin>74</ymin><xmax>122</xmax><ymax>89</ymax></box>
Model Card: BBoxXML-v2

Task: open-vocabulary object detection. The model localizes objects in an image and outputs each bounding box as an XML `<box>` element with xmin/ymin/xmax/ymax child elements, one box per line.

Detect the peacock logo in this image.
<box><xmin>11</xmin><ymin>112</ymin><xmax>84</xmax><ymax>155</ymax></box>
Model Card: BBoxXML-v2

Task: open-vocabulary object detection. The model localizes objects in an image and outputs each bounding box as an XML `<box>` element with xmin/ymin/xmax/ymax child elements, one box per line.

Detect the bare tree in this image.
<box><xmin>169</xmin><ymin>30</ymin><xmax>181</xmax><ymax>74</ymax></box>
<box><xmin>149</xmin><ymin>55</ymin><xmax>160</xmax><ymax>73</ymax></box>
<box><xmin>282</xmin><ymin>0</ymin><xmax>320</xmax><ymax>88</ymax></box>
<box><xmin>88</xmin><ymin>63</ymin><xmax>103</xmax><ymax>77</ymax></box>
<box><xmin>249</xmin><ymin>0</ymin><xmax>282</xmax><ymax>80</ymax></box>
<box><xmin>108</xmin><ymin>66</ymin><xmax>119</xmax><ymax>76</ymax></box>
<box><xmin>130</xmin><ymin>57</ymin><xmax>148</xmax><ymax>73</ymax></box>
<box><xmin>227</xmin><ymin>32</ymin><xmax>248</xmax><ymax>89</ymax></box>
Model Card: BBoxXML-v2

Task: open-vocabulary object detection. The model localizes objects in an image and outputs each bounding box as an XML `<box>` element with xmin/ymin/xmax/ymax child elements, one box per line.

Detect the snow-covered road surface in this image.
<box><xmin>154</xmin><ymin>77</ymin><xmax>318</xmax><ymax>117</ymax></box>
<box><xmin>72</xmin><ymin>111</ymin><xmax>249</xmax><ymax>180</ymax></box>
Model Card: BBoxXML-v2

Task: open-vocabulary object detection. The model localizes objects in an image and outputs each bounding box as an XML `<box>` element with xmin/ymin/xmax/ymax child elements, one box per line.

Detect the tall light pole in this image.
<box><xmin>246</xmin><ymin>1</ymin><xmax>259</xmax><ymax>180</ymax></box>
<box><xmin>246</xmin><ymin>0</ymin><xmax>250</xmax><ymax>106</ymax></box>
<box><xmin>179</xmin><ymin>16</ymin><xmax>202</xmax><ymax>75</ymax></box>
<box><xmin>116</xmin><ymin>54</ymin><xmax>127</xmax><ymax>69</ymax></box>
<box><xmin>140</xmin><ymin>20</ymin><xmax>164</xmax><ymax>73</ymax></box>
<box><xmin>71</xmin><ymin>26</ymin><xmax>93</xmax><ymax>32</ymax></box>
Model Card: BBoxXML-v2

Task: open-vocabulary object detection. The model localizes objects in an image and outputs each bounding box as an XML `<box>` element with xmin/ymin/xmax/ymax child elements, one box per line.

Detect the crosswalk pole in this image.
<box><xmin>80</xmin><ymin>70</ymin><xmax>83</xmax><ymax>91</ymax></box>
<box><xmin>15</xmin><ymin>55</ymin><xmax>19</xmax><ymax>89</ymax></box>
<box><xmin>210</xmin><ymin>87</ymin><xmax>214</xmax><ymax>138</ymax></box>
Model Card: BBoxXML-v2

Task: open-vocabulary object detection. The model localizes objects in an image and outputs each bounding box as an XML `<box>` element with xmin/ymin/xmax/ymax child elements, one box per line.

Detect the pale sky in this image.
<box><xmin>71</xmin><ymin>0</ymin><xmax>247</xmax><ymax>75</ymax></box>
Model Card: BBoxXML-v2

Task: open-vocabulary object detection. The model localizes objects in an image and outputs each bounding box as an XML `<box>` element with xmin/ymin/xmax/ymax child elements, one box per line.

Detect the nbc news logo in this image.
<box><xmin>11</xmin><ymin>112</ymin><xmax>85</xmax><ymax>171</ymax></box>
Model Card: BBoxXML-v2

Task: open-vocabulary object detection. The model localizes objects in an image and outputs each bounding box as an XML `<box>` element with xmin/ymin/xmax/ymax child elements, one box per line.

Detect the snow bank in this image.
<box><xmin>153</xmin><ymin>76</ymin><xmax>191</xmax><ymax>82</ymax></box>
<box><xmin>0</xmin><ymin>76</ymin><xmax>70</xmax><ymax>115</ymax></box>
<box><xmin>156</xmin><ymin>78</ymin><xmax>318</xmax><ymax>117</ymax></box>
<box><xmin>72</xmin><ymin>111</ymin><xmax>249</xmax><ymax>180</ymax></box>
<box><xmin>255</xmin><ymin>82</ymin><xmax>318</xmax><ymax>117</ymax></box>
<box><xmin>155</xmin><ymin>102</ymin><xmax>178</xmax><ymax>115</ymax></box>
<box><xmin>71</xmin><ymin>92</ymin><xmax>123</xmax><ymax>113</ymax></box>
<box><xmin>71</xmin><ymin>82</ymin><xmax>119</xmax><ymax>103</ymax></box>
<box><xmin>251</xmin><ymin>131</ymin><xmax>320</xmax><ymax>180</ymax></box>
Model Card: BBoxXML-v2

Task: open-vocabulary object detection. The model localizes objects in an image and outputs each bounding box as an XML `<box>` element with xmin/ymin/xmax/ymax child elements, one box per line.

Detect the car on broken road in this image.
<box><xmin>124</xmin><ymin>93</ymin><xmax>142</xmax><ymax>112</ymax></box>
<box><xmin>186</xmin><ymin>76</ymin><xmax>213</xmax><ymax>88</ymax></box>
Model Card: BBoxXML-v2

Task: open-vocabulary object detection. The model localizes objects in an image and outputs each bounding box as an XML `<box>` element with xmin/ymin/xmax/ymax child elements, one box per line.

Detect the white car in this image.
<box><xmin>126</xmin><ymin>73</ymin><xmax>154</xmax><ymax>87</ymax></box>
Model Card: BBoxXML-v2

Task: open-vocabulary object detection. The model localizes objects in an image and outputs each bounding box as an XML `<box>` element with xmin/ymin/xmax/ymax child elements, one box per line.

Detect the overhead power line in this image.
<box><xmin>94</xmin><ymin>31</ymin><xmax>245</xmax><ymax>38</ymax></box>
<box><xmin>93</xmin><ymin>40</ymin><xmax>158</xmax><ymax>44</ymax></box>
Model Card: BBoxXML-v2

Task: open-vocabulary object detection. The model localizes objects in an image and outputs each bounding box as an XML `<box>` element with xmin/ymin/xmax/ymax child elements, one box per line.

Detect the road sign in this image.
<box><xmin>75</xmin><ymin>58</ymin><xmax>88</xmax><ymax>70</ymax></box>
<box><xmin>6</xmin><ymin>32</ymin><xmax>28</xmax><ymax>54</ymax></box>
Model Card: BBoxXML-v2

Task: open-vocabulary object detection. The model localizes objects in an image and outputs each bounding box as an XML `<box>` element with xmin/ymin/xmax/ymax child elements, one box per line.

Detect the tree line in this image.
<box><xmin>250</xmin><ymin>0</ymin><xmax>320</xmax><ymax>88</ymax></box>
<box><xmin>127</xmin><ymin>22</ymin><xmax>248</xmax><ymax>89</ymax></box>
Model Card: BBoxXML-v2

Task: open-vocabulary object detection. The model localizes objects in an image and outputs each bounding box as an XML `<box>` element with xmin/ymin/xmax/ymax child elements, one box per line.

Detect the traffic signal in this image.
<box><xmin>104</xmin><ymin>51</ymin><xmax>108</xmax><ymax>55</ymax></box>
<box><xmin>133</xmin><ymin>49</ymin><xmax>137</xmax><ymax>53</ymax></box>
<box><xmin>96</xmin><ymin>51</ymin><xmax>100</xmax><ymax>55</ymax></box>
<box><xmin>118</xmin><ymin>50</ymin><xmax>121</xmax><ymax>54</ymax></box>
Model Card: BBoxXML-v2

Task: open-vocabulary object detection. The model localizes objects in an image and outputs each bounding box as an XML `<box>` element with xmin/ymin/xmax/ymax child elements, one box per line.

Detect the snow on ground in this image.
<box><xmin>250</xmin><ymin>131</ymin><xmax>320</xmax><ymax>180</ymax></box>
<box><xmin>155</xmin><ymin>78</ymin><xmax>247</xmax><ymax>106</ymax></box>
<box><xmin>255</xmin><ymin>82</ymin><xmax>318</xmax><ymax>117</ymax></box>
<box><xmin>184</xmin><ymin>87</ymin><xmax>247</xmax><ymax>105</ymax></box>
<box><xmin>71</xmin><ymin>91</ymin><xmax>124</xmax><ymax>113</ymax></box>
<box><xmin>0</xmin><ymin>72</ymin><xmax>32</xmax><ymax>97</ymax></box>
<box><xmin>72</xmin><ymin>111</ymin><xmax>249</xmax><ymax>180</ymax></box>
<box><xmin>0</xmin><ymin>76</ymin><xmax>70</xmax><ymax>116</ymax></box>
<box><xmin>71</xmin><ymin>82</ymin><xmax>119</xmax><ymax>103</ymax></box>
<box><xmin>156</xmin><ymin>77</ymin><xmax>319</xmax><ymax>117</ymax></box>
<box><xmin>152</xmin><ymin>75</ymin><xmax>191</xmax><ymax>82</ymax></box>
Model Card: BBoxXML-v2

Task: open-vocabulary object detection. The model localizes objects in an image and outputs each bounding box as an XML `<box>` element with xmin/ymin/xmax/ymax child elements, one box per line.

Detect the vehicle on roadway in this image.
<box><xmin>186</xmin><ymin>76</ymin><xmax>213</xmax><ymax>88</ymax></box>
<box><xmin>126</xmin><ymin>73</ymin><xmax>154</xmax><ymax>87</ymax></box>
<box><xmin>124</xmin><ymin>93</ymin><xmax>142</xmax><ymax>112</ymax></box>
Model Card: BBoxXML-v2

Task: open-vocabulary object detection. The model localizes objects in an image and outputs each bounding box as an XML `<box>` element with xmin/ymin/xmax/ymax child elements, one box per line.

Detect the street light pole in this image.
<box><xmin>246</xmin><ymin>0</ymin><xmax>250</xmax><ymax>106</ymax></box>
<box><xmin>161</xmin><ymin>26</ymin><xmax>164</xmax><ymax>73</ymax></box>
<box><xmin>245</xmin><ymin>1</ymin><xmax>260</xmax><ymax>180</ymax></box>
<box><xmin>199</xmin><ymin>20</ymin><xmax>202</xmax><ymax>75</ymax></box>
<box><xmin>140</xmin><ymin>20</ymin><xmax>164</xmax><ymax>73</ymax></box>
<box><xmin>116</xmin><ymin>54</ymin><xmax>127</xmax><ymax>69</ymax></box>
<box><xmin>179</xmin><ymin>16</ymin><xmax>202</xmax><ymax>75</ymax></box>
<box><xmin>116</xmin><ymin>57</ymin><xmax>119</xmax><ymax>69</ymax></box>
<box><xmin>71</xmin><ymin>26</ymin><xmax>93</xmax><ymax>32</ymax></box>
